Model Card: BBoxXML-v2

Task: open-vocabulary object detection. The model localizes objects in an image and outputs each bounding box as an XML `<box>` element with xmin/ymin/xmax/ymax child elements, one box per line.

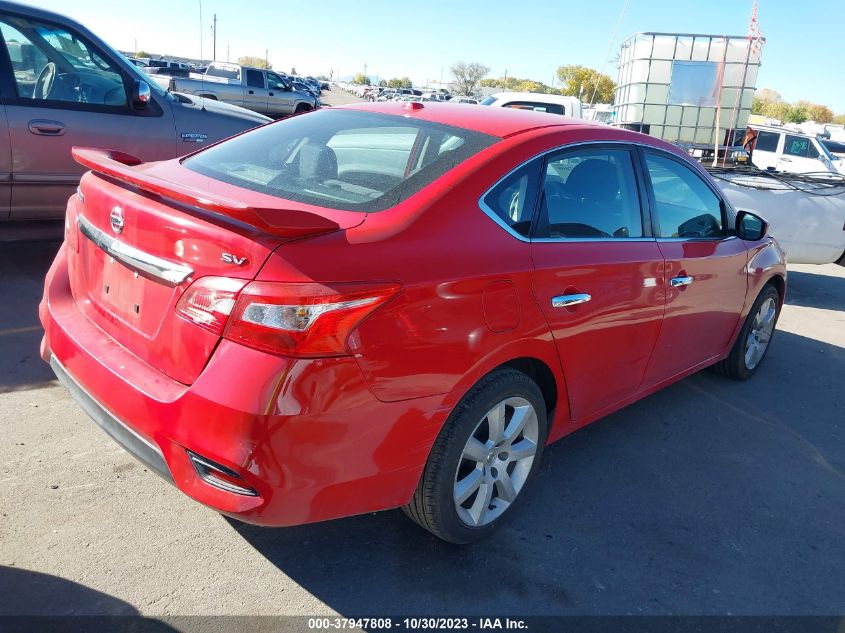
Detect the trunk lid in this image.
<box><xmin>68</xmin><ymin>148</ymin><xmax>364</xmax><ymax>385</ymax></box>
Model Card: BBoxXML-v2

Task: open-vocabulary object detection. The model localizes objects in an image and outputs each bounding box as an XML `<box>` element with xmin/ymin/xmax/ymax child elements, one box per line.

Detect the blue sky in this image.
<box><xmin>24</xmin><ymin>0</ymin><xmax>845</xmax><ymax>112</ymax></box>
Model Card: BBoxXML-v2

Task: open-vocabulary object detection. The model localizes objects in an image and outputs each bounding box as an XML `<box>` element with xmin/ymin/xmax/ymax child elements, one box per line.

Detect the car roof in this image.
<box><xmin>339</xmin><ymin>101</ymin><xmax>587</xmax><ymax>137</ymax></box>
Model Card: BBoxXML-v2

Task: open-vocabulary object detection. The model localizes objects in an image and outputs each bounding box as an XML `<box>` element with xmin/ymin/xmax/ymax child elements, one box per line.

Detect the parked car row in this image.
<box><xmin>148</xmin><ymin>62</ymin><xmax>319</xmax><ymax>118</ymax></box>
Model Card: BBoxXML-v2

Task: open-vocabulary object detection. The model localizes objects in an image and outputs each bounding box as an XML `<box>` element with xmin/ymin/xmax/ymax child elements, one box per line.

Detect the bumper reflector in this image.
<box><xmin>186</xmin><ymin>451</ymin><xmax>258</xmax><ymax>497</ymax></box>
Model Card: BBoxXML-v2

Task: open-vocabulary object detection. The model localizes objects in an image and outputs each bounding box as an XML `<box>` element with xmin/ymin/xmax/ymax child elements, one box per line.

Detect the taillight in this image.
<box><xmin>175</xmin><ymin>277</ymin><xmax>248</xmax><ymax>335</ymax></box>
<box><xmin>224</xmin><ymin>281</ymin><xmax>401</xmax><ymax>357</ymax></box>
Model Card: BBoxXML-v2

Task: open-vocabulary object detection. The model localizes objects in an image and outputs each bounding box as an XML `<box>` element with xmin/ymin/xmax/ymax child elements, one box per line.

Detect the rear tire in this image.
<box><xmin>294</xmin><ymin>104</ymin><xmax>312</xmax><ymax>114</ymax></box>
<box><xmin>403</xmin><ymin>368</ymin><xmax>547</xmax><ymax>544</ymax></box>
<box><xmin>712</xmin><ymin>284</ymin><xmax>781</xmax><ymax>380</ymax></box>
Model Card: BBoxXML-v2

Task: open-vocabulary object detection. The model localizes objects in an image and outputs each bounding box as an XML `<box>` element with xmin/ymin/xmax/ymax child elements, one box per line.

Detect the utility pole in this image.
<box><xmin>212</xmin><ymin>13</ymin><xmax>217</xmax><ymax>61</ymax></box>
<box><xmin>265</xmin><ymin>49</ymin><xmax>269</xmax><ymax>69</ymax></box>
<box><xmin>226</xmin><ymin>44</ymin><xmax>230</xmax><ymax>63</ymax></box>
<box><xmin>363</xmin><ymin>62</ymin><xmax>368</xmax><ymax>82</ymax></box>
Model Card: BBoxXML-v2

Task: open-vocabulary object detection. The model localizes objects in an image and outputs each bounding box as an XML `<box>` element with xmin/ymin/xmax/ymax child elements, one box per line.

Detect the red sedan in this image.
<box><xmin>40</xmin><ymin>102</ymin><xmax>786</xmax><ymax>543</ymax></box>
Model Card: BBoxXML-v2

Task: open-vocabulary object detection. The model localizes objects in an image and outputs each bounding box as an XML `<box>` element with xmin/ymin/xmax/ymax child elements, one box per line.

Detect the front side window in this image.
<box><xmin>645</xmin><ymin>152</ymin><xmax>724</xmax><ymax>239</ymax></box>
<box><xmin>754</xmin><ymin>131</ymin><xmax>780</xmax><ymax>153</ymax></box>
<box><xmin>537</xmin><ymin>147</ymin><xmax>643</xmax><ymax>239</ymax></box>
<box><xmin>266</xmin><ymin>72</ymin><xmax>287</xmax><ymax>90</ymax></box>
<box><xmin>783</xmin><ymin>135</ymin><xmax>819</xmax><ymax>159</ymax></box>
<box><xmin>0</xmin><ymin>16</ymin><xmax>127</xmax><ymax>106</ymax></box>
<box><xmin>183</xmin><ymin>109</ymin><xmax>498</xmax><ymax>212</ymax></box>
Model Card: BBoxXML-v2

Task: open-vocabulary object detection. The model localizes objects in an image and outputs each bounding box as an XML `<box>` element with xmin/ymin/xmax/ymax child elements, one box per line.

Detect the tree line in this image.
<box><xmin>752</xmin><ymin>88</ymin><xmax>844</xmax><ymax>125</ymax></box>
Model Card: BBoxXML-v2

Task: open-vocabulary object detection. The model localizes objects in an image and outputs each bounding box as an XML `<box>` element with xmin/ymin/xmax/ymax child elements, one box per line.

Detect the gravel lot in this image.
<box><xmin>1</xmin><ymin>237</ymin><xmax>843</xmax><ymax>618</ymax></box>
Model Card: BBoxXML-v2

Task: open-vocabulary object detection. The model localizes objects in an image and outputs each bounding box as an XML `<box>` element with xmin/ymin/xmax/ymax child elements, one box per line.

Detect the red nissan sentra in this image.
<box><xmin>40</xmin><ymin>102</ymin><xmax>786</xmax><ymax>543</ymax></box>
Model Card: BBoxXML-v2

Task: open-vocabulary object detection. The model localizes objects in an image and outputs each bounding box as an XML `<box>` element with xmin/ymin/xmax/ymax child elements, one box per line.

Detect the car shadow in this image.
<box><xmin>0</xmin><ymin>566</ymin><xmax>181</xmax><ymax>630</ymax></box>
<box><xmin>229</xmin><ymin>329</ymin><xmax>845</xmax><ymax>616</ymax></box>
<box><xmin>0</xmin><ymin>240</ymin><xmax>61</xmax><ymax>393</ymax></box>
<box><xmin>784</xmin><ymin>269</ymin><xmax>845</xmax><ymax>311</ymax></box>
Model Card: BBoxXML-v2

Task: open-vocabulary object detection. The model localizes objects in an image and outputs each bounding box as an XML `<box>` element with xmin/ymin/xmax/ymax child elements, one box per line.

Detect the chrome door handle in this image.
<box><xmin>28</xmin><ymin>119</ymin><xmax>65</xmax><ymax>136</ymax></box>
<box><xmin>670</xmin><ymin>276</ymin><xmax>694</xmax><ymax>287</ymax></box>
<box><xmin>551</xmin><ymin>293</ymin><xmax>591</xmax><ymax>308</ymax></box>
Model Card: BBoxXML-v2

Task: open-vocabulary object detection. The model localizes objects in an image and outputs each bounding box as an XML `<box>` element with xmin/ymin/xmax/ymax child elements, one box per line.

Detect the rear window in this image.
<box><xmin>183</xmin><ymin>110</ymin><xmax>498</xmax><ymax>212</ymax></box>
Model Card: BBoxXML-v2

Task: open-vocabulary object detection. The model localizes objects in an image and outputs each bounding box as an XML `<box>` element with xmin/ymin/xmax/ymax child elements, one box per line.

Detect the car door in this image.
<box><xmin>265</xmin><ymin>72</ymin><xmax>294</xmax><ymax>116</ymax></box>
<box><xmin>0</xmin><ymin>12</ymin><xmax>176</xmax><ymax>220</ymax></box>
<box><xmin>777</xmin><ymin>134</ymin><xmax>827</xmax><ymax>174</ymax></box>
<box><xmin>530</xmin><ymin>144</ymin><xmax>665</xmax><ymax>421</ymax></box>
<box><xmin>638</xmin><ymin>149</ymin><xmax>749</xmax><ymax>386</ymax></box>
<box><xmin>0</xmin><ymin>104</ymin><xmax>10</xmax><ymax>218</ymax></box>
<box><xmin>243</xmin><ymin>68</ymin><xmax>269</xmax><ymax>114</ymax></box>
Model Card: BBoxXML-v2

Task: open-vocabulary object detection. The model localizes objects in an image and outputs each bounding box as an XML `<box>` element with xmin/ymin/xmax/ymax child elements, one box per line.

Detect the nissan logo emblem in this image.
<box><xmin>110</xmin><ymin>206</ymin><xmax>124</xmax><ymax>234</ymax></box>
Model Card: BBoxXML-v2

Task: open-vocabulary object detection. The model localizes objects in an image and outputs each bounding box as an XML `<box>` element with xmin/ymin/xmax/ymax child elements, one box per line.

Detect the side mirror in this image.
<box><xmin>133</xmin><ymin>80</ymin><xmax>151</xmax><ymax>109</ymax></box>
<box><xmin>736</xmin><ymin>210</ymin><xmax>769</xmax><ymax>241</ymax></box>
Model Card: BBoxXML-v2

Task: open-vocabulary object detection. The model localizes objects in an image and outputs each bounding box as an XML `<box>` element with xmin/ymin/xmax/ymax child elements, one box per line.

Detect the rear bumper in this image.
<box><xmin>49</xmin><ymin>356</ymin><xmax>173</xmax><ymax>484</ymax></box>
<box><xmin>40</xmin><ymin>243</ymin><xmax>448</xmax><ymax>526</ymax></box>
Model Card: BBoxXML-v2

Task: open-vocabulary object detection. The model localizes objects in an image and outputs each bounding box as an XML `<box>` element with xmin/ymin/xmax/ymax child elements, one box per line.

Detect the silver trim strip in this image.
<box><xmin>552</xmin><ymin>293</ymin><xmax>592</xmax><ymax>308</ymax></box>
<box><xmin>78</xmin><ymin>214</ymin><xmax>193</xmax><ymax>285</ymax></box>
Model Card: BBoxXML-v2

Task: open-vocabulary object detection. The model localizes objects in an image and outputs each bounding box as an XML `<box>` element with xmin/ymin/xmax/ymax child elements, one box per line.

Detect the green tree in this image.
<box><xmin>378</xmin><ymin>79</ymin><xmax>388</xmax><ymax>87</ymax></box>
<box><xmin>833</xmin><ymin>113</ymin><xmax>845</xmax><ymax>125</ymax></box>
<box><xmin>386</xmin><ymin>77</ymin><xmax>404</xmax><ymax>88</ymax></box>
<box><xmin>238</xmin><ymin>55</ymin><xmax>271</xmax><ymax>69</ymax></box>
<box><xmin>806</xmin><ymin>103</ymin><xmax>834</xmax><ymax>123</ymax></box>
<box><xmin>399</xmin><ymin>76</ymin><xmax>413</xmax><ymax>89</ymax></box>
<box><xmin>353</xmin><ymin>73</ymin><xmax>371</xmax><ymax>85</ymax></box>
<box><xmin>556</xmin><ymin>65</ymin><xmax>615</xmax><ymax>103</ymax></box>
<box><xmin>785</xmin><ymin>103</ymin><xmax>809</xmax><ymax>123</ymax></box>
<box><xmin>762</xmin><ymin>100</ymin><xmax>789</xmax><ymax>122</ymax></box>
<box><xmin>135</xmin><ymin>50</ymin><xmax>148</xmax><ymax>58</ymax></box>
<box><xmin>450</xmin><ymin>61</ymin><xmax>490</xmax><ymax>96</ymax></box>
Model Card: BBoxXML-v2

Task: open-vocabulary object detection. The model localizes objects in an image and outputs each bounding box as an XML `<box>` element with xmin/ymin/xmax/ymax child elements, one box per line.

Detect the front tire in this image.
<box><xmin>403</xmin><ymin>368</ymin><xmax>548</xmax><ymax>543</ymax></box>
<box><xmin>712</xmin><ymin>284</ymin><xmax>781</xmax><ymax>380</ymax></box>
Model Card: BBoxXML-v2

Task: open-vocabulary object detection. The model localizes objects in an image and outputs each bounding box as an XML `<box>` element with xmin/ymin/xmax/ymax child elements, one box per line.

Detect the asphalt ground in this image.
<box><xmin>1</xmin><ymin>235</ymin><xmax>843</xmax><ymax>620</ymax></box>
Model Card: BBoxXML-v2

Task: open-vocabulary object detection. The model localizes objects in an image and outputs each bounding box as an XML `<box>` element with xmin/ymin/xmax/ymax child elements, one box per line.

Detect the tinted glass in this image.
<box><xmin>754</xmin><ymin>131</ymin><xmax>780</xmax><ymax>153</ymax></box>
<box><xmin>538</xmin><ymin>148</ymin><xmax>642</xmax><ymax>239</ymax></box>
<box><xmin>1</xmin><ymin>16</ymin><xmax>126</xmax><ymax>106</ymax></box>
<box><xmin>206</xmin><ymin>64</ymin><xmax>240</xmax><ymax>81</ymax></box>
<box><xmin>184</xmin><ymin>109</ymin><xmax>498</xmax><ymax>212</ymax></box>
<box><xmin>503</xmin><ymin>101</ymin><xmax>564</xmax><ymax>115</ymax></box>
<box><xmin>482</xmin><ymin>164</ymin><xmax>538</xmax><ymax>238</ymax></box>
<box><xmin>645</xmin><ymin>153</ymin><xmax>724</xmax><ymax>239</ymax></box>
<box><xmin>246</xmin><ymin>69</ymin><xmax>264</xmax><ymax>89</ymax></box>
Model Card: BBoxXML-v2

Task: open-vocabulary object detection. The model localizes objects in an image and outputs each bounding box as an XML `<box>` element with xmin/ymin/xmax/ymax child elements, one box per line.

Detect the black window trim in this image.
<box><xmin>637</xmin><ymin>146</ymin><xmax>736</xmax><ymax>242</ymax></box>
<box><xmin>0</xmin><ymin>9</ymin><xmax>163</xmax><ymax>117</ymax></box>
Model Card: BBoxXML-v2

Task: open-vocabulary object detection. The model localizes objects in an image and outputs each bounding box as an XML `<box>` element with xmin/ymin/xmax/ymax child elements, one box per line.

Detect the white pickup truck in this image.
<box><xmin>152</xmin><ymin>62</ymin><xmax>318</xmax><ymax>118</ymax></box>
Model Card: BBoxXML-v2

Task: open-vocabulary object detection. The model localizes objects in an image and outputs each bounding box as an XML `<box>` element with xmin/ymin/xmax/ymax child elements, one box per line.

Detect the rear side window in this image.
<box><xmin>645</xmin><ymin>153</ymin><xmax>724</xmax><ymax>239</ymax></box>
<box><xmin>537</xmin><ymin>147</ymin><xmax>643</xmax><ymax>239</ymax></box>
<box><xmin>183</xmin><ymin>109</ymin><xmax>498</xmax><ymax>212</ymax></box>
<box><xmin>503</xmin><ymin>101</ymin><xmax>565</xmax><ymax>115</ymax></box>
<box><xmin>481</xmin><ymin>163</ymin><xmax>540</xmax><ymax>238</ymax></box>
<box><xmin>245</xmin><ymin>69</ymin><xmax>264</xmax><ymax>89</ymax></box>
<box><xmin>754</xmin><ymin>131</ymin><xmax>780</xmax><ymax>153</ymax></box>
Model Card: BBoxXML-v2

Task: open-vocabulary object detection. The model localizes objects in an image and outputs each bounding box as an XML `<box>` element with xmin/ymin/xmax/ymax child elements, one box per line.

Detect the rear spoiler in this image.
<box><xmin>72</xmin><ymin>147</ymin><xmax>340</xmax><ymax>238</ymax></box>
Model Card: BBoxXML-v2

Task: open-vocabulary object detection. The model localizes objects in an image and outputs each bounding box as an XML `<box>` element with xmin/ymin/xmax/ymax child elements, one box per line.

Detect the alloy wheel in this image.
<box><xmin>453</xmin><ymin>396</ymin><xmax>539</xmax><ymax>527</ymax></box>
<box><xmin>745</xmin><ymin>297</ymin><xmax>777</xmax><ymax>370</ymax></box>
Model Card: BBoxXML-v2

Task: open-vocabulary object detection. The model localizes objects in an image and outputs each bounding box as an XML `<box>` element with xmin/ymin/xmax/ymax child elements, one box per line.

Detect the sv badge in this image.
<box><xmin>221</xmin><ymin>252</ymin><xmax>248</xmax><ymax>266</ymax></box>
